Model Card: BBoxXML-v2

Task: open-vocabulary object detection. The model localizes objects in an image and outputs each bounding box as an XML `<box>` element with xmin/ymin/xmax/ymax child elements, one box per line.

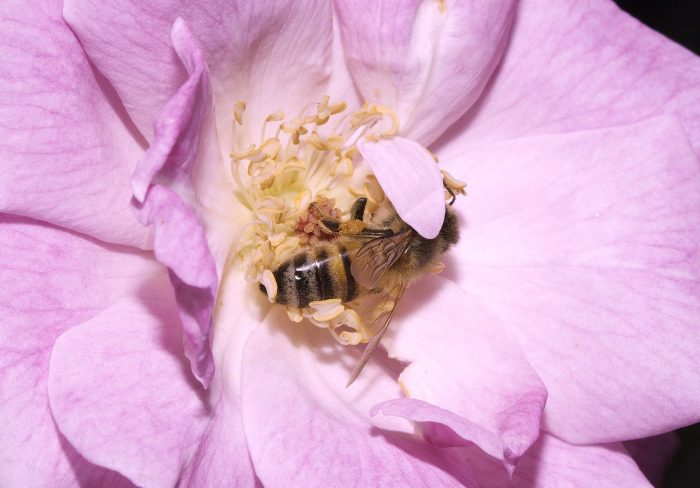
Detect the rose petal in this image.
<box><xmin>334</xmin><ymin>0</ymin><xmax>516</xmax><ymax>145</ymax></box>
<box><xmin>48</xmin><ymin>282</ymin><xmax>210</xmax><ymax>488</ymax></box>
<box><xmin>180</xmin><ymin>396</ymin><xmax>257</xmax><ymax>487</ymax></box>
<box><xmin>359</xmin><ymin>137</ymin><xmax>445</xmax><ymax>238</ymax></box>
<box><xmin>217</xmin><ymin>0</ymin><xmax>333</xmax><ymax>150</ymax></box>
<box><xmin>130</xmin><ymin>17</ymin><xmax>212</xmax><ymax>204</ymax></box>
<box><xmin>435</xmin><ymin>0</ymin><xmax>700</xmax><ymax>158</ymax></box>
<box><xmin>139</xmin><ymin>185</ymin><xmax>217</xmax><ymax>387</ymax></box>
<box><xmin>327</xmin><ymin>16</ymin><xmax>363</xmax><ymax>113</ymax></box>
<box><xmin>0</xmin><ymin>215</ymin><xmax>159</xmax><ymax>486</ymax></box>
<box><xmin>178</xmin><ymin>266</ymin><xmax>261</xmax><ymax>487</ymax></box>
<box><xmin>0</xmin><ymin>0</ymin><xmax>149</xmax><ymax>248</ymax></box>
<box><xmin>64</xmin><ymin>0</ymin><xmax>333</xmax><ymax>148</ymax></box>
<box><xmin>130</xmin><ymin>18</ymin><xmax>241</xmax><ymax>271</ymax></box>
<box><xmin>130</xmin><ymin>20</ymin><xmax>221</xmax><ymax>389</ymax></box>
<box><xmin>464</xmin><ymin>435</ymin><xmax>651</xmax><ymax>487</ymax></box>
<box><xmin>241</xmin><ymin>307</ymin><xmax>477</xmax><ymax>487</ymax></box>
<box><xmin>442</xmin><ymin>117</ymin><xmax>700</xmax><ymax>443</ymax></box>
<box><xmin>624</xmin><ymin>433</ymin><xmax>679</xmax><ymax>487</ymax></box>
<box><xmin>371</xmin><ymin>277</ymin><xmax>546</xmax><ymax>471</ymax></box>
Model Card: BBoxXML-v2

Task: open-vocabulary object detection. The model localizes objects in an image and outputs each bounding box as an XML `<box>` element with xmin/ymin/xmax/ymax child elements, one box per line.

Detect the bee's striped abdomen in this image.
<box><xmin>339</xmin><ymin>245</ymin><xmax>357</xmax><ymax>304</ymax></box>
<box><xmin>273</xmin><ymin>245</ymin><xmax>358</xmax><ymax>308</ymax></box>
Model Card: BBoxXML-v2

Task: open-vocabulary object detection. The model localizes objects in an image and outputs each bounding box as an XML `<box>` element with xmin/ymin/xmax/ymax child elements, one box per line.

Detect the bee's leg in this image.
<box><xmin>444</xmin><ymin>182</ymin><xmax>456</xmax><ymax>206</ymax></box>
<box><xmin>319</xmin><ymin>219</ymin><xmax>340</xmax><ymax>233</ymax></box>
<box><xmin>350</xmin><ymin>197</ymin><xmax>368</xmax><ymax>221</ymax></box>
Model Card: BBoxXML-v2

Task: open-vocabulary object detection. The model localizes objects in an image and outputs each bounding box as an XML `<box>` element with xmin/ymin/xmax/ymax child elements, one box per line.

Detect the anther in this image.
<box><xmin>260</xmin><ymin>269</ymin><xmax>278</xmax><ymax>302</ymax></box>
<box><xmin>233</xmin><ymin>100</ymin><xmax>246</xmax><ymax>125</ymax></box>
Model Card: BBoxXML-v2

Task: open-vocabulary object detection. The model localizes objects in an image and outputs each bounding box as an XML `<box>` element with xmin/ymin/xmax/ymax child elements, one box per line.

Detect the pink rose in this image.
<box><xmin>2</xmin><ymin>1</ymin><xmax>699</xmax><ymax>486</ymax></box>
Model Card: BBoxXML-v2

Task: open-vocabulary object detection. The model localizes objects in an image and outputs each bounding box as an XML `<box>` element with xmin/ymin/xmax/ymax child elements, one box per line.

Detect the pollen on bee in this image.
<box><xmin>296</xmin><ymin>196</ymin><xmax>342</xmax><ymax>244</ymax></box>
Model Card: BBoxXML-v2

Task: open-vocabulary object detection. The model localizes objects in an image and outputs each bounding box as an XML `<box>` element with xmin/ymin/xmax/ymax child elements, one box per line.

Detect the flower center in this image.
<box><xmin>230</xmin><ymin>96</ymin><xmax>401</xmax><ymax>346</ymax></box>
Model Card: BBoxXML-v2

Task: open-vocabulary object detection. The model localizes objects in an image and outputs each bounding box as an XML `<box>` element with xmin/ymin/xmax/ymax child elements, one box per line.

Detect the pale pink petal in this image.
<box><xmin>442</xmin><ymin>118</ymin><xmax>700</xmax><ymax>443</ymax></box>
<box><xmin>327</xmin><ymin>15</ymin><xmax>362</xmax><ymax>111</ymax></box>
<box><xmin>180</xmin><ymin>396</ymin><xmax>257</xmax><ymax>487</ymax></box>
<box><xmin>241</xmin><ymin>308</ymin><xmax>476</xmax><ymax>487</ymax></box>
<box><xmin>139</xmin><ymin>185</ymin><xmax>217</xmax><ymax>387</ymax></box>
<box><xmin>435</xmin><ymin>0</ymin><xmax>700</xmax><ymax>158</ymax></box>
<box><xmin>0</xmin><ymin>0</ymin><xmax>149</xmax><ymax>248</ymax></box>
<box><xmin>130</xmin><ymin>17</ymin><xmax>213</xmax><ymax>204</ymax></box>
<box><xmin>372</xmin><ymin>276</ymin><xmax>546</xmax><ymax>471</ymax></box>
<box><xmin>130</xmin><ymin>18</ymin><xmax>239</xmax><ymax>271</ymax></box>
<box><xmin>334</xmin><ymin>0</ymin><xmax>516</xmax><ymax>145</ymax></box>
<box><xmin>359</xmin><ymin>137</ymin><xmax>444</xmax><ymax>238</ymax></box>
<box><xmin>48</xmin><ymin>283</ymin><xmax>210</xmax><ymax>488</ymax></box>
<box><xmin>624</xmin><ymin>433</ymin><xmax>679</xmax><ymax>487</ymax></box>
<box><xmin>0</xmin><ymin>215</ymin><xmax>159</xmax><ymax>486</ymax></box>
<box><xmin>177</xmin><ymin>268</ymin><xmax>260</xmax><ymax>486</ymax></box>
<box><xmin>464</xmin><ymin>435</ymin><xmax>651</xmax><ymax>487</ymax></box>
<box><xmin>63</xmin><ymin>0</ymin><xmax>333</xmax><ymax>147</ymax></box>
<box><xmin>62</xmin><ymin>0</ymin><xmax>182</xmax><ymax>141</ymax></box>
<box><xmin>131</xmin><ymin>20</ymin><xmax>223</xmax><ymax>388</ymax></box>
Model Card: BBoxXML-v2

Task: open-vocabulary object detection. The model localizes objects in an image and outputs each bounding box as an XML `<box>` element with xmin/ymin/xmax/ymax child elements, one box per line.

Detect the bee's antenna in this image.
<box><xmin>444</xmin><ymin>181</ymin><xmax>456</xmax><ymax>206</ymax></box>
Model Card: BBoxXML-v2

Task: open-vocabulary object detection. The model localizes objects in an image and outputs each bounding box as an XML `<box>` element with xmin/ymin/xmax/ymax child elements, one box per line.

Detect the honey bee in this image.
<box><xmin>260</xmin><ymin>181</ymin><xmax>461</xmax><ymax>385</ymax></box>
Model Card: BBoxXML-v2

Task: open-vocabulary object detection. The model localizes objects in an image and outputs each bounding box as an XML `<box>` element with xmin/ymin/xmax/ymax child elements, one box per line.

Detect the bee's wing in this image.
<box><xmin>346</xmin><ymin>282</ymin><xmax>407</xmax><ymax>387</ymax></box>
<box><xmin>350</xmin><ymin>228</ymin><xmax>413</xmax><ymax>289</ymax></box>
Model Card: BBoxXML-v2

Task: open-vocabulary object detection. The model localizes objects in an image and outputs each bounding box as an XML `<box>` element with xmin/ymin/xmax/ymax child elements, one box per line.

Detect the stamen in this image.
<box><xmin>280</xmin><ymin>119</ymin><xmax>309</xmax><ymax>145</ymax></box>
<box><xmin>286</xmin><ymin>307</ymin><xmax>304</xmax><ymax>323</ymax></box>
<box><xmin>441</xmin><ymin>169</ymin><xmax>467</xmax><ymax>195</ymax></box>
<box><xmin>233</xmin><ymin>100</ymin><xmax>246</xmax><ymax>125</ymax></box>
<box><xmin>229</xmin><ymin>96</ymin><xmax>405</xmax><ymax>345</ymax></box>
<box><xmin>308</xmin><ymin>298</ymin><xmax>345</xmax><ymax>322</ymax></box>
<box><xmin>260</xmin><ymin>269</ymin><xmax>277</xmax><ymax>302</ymax></box>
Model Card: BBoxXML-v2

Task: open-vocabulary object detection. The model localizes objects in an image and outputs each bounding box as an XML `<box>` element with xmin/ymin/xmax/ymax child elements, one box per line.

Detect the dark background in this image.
<box><xmin>611</xmin><ymin>2</ymin><xmax>700</xmax><ymax>486</ymax></box>
<box><xmin>614</xmin><ymin>0</ymin><xmax>700</xmax><ymax>55</ymax></box>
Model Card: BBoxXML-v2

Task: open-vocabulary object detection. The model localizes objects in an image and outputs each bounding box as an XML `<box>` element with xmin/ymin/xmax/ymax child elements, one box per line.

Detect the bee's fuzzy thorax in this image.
<box><xmin>381</xmin><ymin>207</ymin><xmax>459</xmax><ymax>286</ymax></box>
